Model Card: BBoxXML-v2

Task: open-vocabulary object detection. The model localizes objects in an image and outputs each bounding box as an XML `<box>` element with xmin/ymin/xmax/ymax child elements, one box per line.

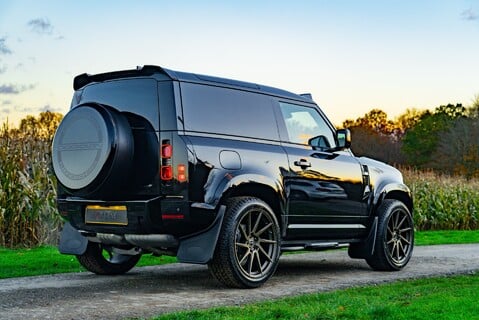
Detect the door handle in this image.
<box><xmin>294</xmin><ymin>159</ymin><xmax>311</xmax><ymax>169</ymax></box>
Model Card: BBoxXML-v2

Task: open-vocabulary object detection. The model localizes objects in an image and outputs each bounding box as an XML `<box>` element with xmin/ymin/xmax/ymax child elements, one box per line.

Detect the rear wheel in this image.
<box><xmin>366</xmin><ymin>199</ymin><xmax>414</xmax><ymax>271</ymax></box>
<box><xmin>208</xmin><ymin>197</ymin><xmax>281</xmax><ymax>288</ymax></box>
<box><xmin>77</xmin><ymin>241</ymin><xmax>141</xmax><ymax>275</ymax></box>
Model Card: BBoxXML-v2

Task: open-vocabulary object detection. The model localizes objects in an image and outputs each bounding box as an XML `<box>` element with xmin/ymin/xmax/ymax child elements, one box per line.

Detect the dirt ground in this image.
<box><xmin>1</xmin><ymin>244</ymin><xmax>479</xmax><ymax>320</ymax></box>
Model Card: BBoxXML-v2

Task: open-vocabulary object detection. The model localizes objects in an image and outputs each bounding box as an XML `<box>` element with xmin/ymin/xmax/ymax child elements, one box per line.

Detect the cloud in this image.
<box><xmin>1</xmin><ymin>100</ymin><xmax>12</xmax><ymax>105</ymax></box>
<box><xmin>0</xmin><ymin>37</ymin><xmax>12</xmax><ymax>55</ymax></box>
<box><xmin>28</xmin><ymin>18</ymin><xmax>53</xmax><ymax>34</ymax></box>
<box><xmin>0</xmin><ymin>65</ymin><xmax>6</xmax><ymax>74</ymax></box>
<box><xmin>0</xmin><ymin>84</ymin><xmax>36</xmax><ymax>95</ymax></box>
<box><xmin>461</xmin><ymin>8</ymin><xmax>478</xmax><ymax>21</ymax></box>
<box><xmin>1</xmin><ymin>107</ymin><xmax>11</xmax><ymax>114</ymax></box>
<box><xmin>38</xmin><ymin>104</ymin><xmax>62</xmax><ymax>113</ymax></box>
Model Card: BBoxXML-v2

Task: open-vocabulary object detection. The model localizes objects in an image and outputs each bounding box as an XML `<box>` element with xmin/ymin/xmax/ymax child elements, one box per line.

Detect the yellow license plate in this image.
<box><xmin>85</xmin><ymin>205</ymin><xmax>128</xmax><ymax>226</ymax></box>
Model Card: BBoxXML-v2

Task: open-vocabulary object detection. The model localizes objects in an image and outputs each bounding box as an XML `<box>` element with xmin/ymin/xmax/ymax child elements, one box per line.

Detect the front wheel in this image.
<box><xmin>77</xmin><ymin>241</ymin><xmax>141</xmax><ymax>275</ymax></box>
<box><xmin>208</xmin><ymin>197</ymin><xmax>281</xmax><ymax>288</ymax></box>
<box><xmin>366</xmin><ymin>199</ymin><xmax>414</xmax><ymax>271</ymax></box>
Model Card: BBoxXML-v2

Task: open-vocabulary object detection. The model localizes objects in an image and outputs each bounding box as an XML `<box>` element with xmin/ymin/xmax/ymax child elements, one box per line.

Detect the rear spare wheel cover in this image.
<box><xmin>52</xmin><ymin>106</ymin><xmax>112</xmax><ymax>190</ymax></box>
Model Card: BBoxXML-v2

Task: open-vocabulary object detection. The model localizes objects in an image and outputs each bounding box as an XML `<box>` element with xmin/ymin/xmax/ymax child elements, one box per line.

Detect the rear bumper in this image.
<box><xmin>58</xmin><ymin>205</ymin><xmax>226</xmax><ymax>264</ymax></box>
<box><xmin>57</xmin><ymin>196</ymin><xmax>200</xmax><ymax>235</ymax></box>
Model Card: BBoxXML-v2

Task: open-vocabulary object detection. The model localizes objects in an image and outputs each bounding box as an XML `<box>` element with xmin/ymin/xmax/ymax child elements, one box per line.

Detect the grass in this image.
<box><xmin>153</xmin><ymin>272</ymin><xmax>479</xmax><ymax>320</ymax></box>
<box><xmin>415</xmin><ymin>230</ymin><xmax>479</xmax><ymax>246</ymax></box>
<box><xmin>1</xmin><ymin>230</ymin><xmax>478</xmax><ymax>279</ymax></box>
<box><xmin>0</xmin><ymin>246</ymin><xmax>176</xmax><ymax>279</ymax></box>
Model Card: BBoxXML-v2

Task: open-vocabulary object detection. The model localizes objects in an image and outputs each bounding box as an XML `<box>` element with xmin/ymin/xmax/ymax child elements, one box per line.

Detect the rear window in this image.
<box><xmin>77</xmin><ymin>78</ymin><xmax>160</xmax><ymax>130</ymax></box>
<box><xmin>180</xmin><ymin>83</ymin><xmax>279</xmax><ymax>141</ymax></box>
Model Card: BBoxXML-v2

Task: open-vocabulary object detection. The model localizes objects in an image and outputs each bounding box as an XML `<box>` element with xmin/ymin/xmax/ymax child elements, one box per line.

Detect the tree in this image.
<box><xmin>402</xmin><ymin>104</ymin><xmax>466</xmax><ymax>168</ymax></box>
<box><xmin>468</xmin><ymin>94</ymin><xmax>479</xmax><ymax>118</ymax></box>
<box><xmin>17</xmin><ymin>111</ymin><xmax>63</xmax><ymax>141</ymax></box>
<box><xmin>343</xmin><ymin>109</ymin><xmax>395</xmax><ymax>135</ymax></box>
<box><xmin>342</xmin><ymin>109</ymin><xmax>406</xmax><ymax>165</ymax></box>
<box><xmin>433</xmin><ymin>117</ymin><xmax>479</xmax><ymax>178</ymax></box>
<box><xmin>395</xmin><ymin>108</ymin><xmax>429</xmax><ymax>137</ymax></box>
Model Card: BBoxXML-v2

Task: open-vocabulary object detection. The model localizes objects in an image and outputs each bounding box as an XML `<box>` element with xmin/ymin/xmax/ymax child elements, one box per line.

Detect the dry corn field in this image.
<box><xmin>0</xmin><ymin>121</ymin><xmax>61</xmax><ymax>248</ymax></box>
<box><xmin>403</xmin><ymin>168</ymin><xmax>479</xmax><ymax>230</ymax></box>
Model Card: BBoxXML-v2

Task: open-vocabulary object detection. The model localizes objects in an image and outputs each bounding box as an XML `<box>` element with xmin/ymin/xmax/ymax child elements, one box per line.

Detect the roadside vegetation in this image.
<box><xmin>153</xmin><ymin>272</ymin><xmax>479</xmax><ymax>320</ymax></box>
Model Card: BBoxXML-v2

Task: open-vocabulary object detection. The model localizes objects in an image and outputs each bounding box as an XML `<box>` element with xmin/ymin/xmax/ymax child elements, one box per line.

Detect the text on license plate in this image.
<box><xmin>85</xmin><ymin>205</ymin><xmax>128</xmax><ymax>226</ymax></box>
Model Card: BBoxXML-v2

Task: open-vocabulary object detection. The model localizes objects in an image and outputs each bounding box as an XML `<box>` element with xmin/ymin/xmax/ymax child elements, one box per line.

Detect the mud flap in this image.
<box><xmin>58</xmin><ymin>222</ymin><xmax>88</xmax><ymax>255</ymax></box>
<box><xmin>177</xmin><ymin>205</ymin><xmax>226</xmax><ymax>264</ymax></box>
<box><xmin>348</xmin><ymin>216</ymin><xmax>378</xmax><ymax>259</ymax></box>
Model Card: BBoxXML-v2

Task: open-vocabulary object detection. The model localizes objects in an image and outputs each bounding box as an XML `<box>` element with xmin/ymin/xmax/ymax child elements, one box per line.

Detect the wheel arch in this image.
<box><xmin>374</xmin><ymin>182</ymin><xmax>413</xmax><ymax>216</ymax></box>
<box><xmin>217</xmin><ymin>177</ymin><xmax>286</xmax><ymax>233</ymax></box>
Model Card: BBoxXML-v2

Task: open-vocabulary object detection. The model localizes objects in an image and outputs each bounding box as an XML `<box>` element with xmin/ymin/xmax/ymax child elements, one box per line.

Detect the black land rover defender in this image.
<box><xmin>52</xmin><ymin>65</ymin><xmax>414</xmax><ymax>288</ymax></box>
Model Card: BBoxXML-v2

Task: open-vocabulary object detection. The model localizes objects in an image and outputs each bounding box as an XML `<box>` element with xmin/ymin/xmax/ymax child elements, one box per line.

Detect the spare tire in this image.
<box><xmin>52</xmin><ymin>103</ymin><xmax>134</xmax><ymax>198</ymax></box>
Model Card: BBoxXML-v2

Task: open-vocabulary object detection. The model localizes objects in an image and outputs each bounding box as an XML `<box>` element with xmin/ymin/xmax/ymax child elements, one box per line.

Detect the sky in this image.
<box><xmin>0</xmin><ymin>0</ymin><xmax>478</xmax><ymax>126</ymax></box>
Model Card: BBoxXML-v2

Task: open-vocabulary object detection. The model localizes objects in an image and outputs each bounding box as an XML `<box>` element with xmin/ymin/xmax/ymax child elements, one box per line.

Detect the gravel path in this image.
<box><xmin>1</xmin><ymin>244</ymin><xmax>479</xmax><ymax>320</ymax></box>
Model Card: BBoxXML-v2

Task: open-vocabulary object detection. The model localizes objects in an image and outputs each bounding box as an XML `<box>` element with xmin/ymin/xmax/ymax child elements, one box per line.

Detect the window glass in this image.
<box><xmin>80</xmin><ymin>79</ymin><xmax>159</xmax><ymax>130</ymax></box>
<box><xmin>181</xmin><ymin>83</ymin><xmax>278</xmax><ymax>140</ymax></box>
<box><xmin>279</xmin><ymin>102</ymin><xmax>336</xmax><ymax>147</ymax></box>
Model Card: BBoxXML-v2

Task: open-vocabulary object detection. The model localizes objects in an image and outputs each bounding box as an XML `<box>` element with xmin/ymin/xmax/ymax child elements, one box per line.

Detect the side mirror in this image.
<box><xmin>308</xmin><ymin>135</ymin><xmax>331</xmax><ymax>150</ymax></box>
<box><xmin>336</xmin><ymin>129</ymin><xmax>351</xmax><ymax>149</ymax></box>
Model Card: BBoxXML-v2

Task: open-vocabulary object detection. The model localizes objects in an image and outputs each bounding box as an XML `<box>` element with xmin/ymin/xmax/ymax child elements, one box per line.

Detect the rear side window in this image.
<box><xmin>278</xmin><ymin>102</ymin><xmax>336</xmax><ymax>147</ymax></box>
<box><xmin>180</xmin><ymin>83</ymin><xmax>279</xmax><ymax>141</ymax></box>
<box><xmin>79</xmin><ymin>78</ymin><xmax>160</xmax><ymax>130</ymax></box>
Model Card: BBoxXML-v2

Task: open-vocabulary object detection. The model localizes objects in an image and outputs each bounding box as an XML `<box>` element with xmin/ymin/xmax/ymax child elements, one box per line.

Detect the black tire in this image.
<box><xmin>52</xmin><ymin>103</ymin><xmax>134</xmax><ymax>198</ymax></box>
<box><xmin>77</xmin><ymin>241</ymin><xmax>141</xmax><ymax>275</ymax></box>
<box><xmin>366</xmin><ymin>199</ymin><xmax>414</xmax><ymax>271</ymax></box>
<box><xmin>208</xmin><ymin>197</ymin><xmax>281</xmax><ymax>288</ymax></box>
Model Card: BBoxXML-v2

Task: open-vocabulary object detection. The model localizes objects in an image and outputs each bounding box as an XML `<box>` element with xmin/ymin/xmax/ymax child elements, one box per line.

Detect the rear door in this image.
<box><xmin>275</xmin><ymin>101</ymin><xmax>368</xmax><ymax>240</ymax></box>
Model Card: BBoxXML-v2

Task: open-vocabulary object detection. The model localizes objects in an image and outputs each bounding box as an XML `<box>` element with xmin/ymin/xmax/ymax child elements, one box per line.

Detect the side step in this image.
<box><xmin>281</xmin><ymin>241</ymin><xmax>350</xmax><ymax>252</ymax></box>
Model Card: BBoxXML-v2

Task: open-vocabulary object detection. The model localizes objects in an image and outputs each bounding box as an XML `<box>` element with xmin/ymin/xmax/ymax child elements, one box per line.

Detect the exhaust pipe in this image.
<box><xmin>83</xmin><ymin>232</ymin><xmax>179</xmax><ymax>248</ymax></box>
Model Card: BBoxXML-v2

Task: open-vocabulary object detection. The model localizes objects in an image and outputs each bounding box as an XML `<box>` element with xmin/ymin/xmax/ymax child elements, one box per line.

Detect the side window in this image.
<box><xmin>181</xmin><ymin>83</ymin><xmax>279</xmax><ymax>140</ymax></box>
<box><xmin>278</xmin><ymin>102</ymin><xmax>336</xmax><ymax>148</ymax></box>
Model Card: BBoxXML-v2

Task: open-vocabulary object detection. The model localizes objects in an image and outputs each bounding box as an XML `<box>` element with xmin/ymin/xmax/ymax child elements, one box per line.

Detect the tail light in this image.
<box><xmin>161</xmin><ymin>140</ymin><xmax>173</xmax><ymax>181</ymax></box>
<box><xmin>160</xmin><ymin>140</ymin><xmax>187</xmax><ymax>182</ymax></box>
<box><xmin>160</xmin><ymin>165</ymin><xmax>173</xmax><ymax>180</ymax></box>
<box><xmin>161</xmin><ymin>143</ymin><xmax>173</xmax><ymax>158</ymax></box>
<box><xmin>177</xmin><ymin>164</ymin><xmax>186</xmax><ymax>182</ymax></box>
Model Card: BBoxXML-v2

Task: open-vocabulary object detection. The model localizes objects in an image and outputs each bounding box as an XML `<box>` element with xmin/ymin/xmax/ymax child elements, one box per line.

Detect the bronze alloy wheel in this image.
<box><xmin>366</xmin><ymin>199</ymin><xmax>414</xmax><ymax>271</ymax></box>
<box><xmin>208</xmin><ymin>197</ymin><xmax>281</xmax><ymax>288</ymax></box>
<box><xmin>234</xmin><ymin>204</ymin><xmax>279</xmax><ymax>281</ymax></box>
<box><xmin>386</xmin><ymin>205</ymin><xmax>414</xmax><ymax>266</ymax></box>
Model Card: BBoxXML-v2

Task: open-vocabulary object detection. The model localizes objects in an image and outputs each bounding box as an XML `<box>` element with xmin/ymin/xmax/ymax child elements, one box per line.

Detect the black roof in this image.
<box><xmin>73</xmin><ymin>65</ymin><xmax>314</xmax><ymax>104</ymax></box>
